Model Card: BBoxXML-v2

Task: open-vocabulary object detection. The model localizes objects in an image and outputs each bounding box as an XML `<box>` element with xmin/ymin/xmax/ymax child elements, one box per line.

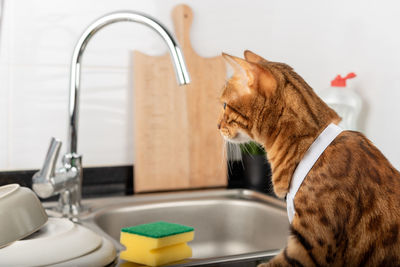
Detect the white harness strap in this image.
<box><xmin>286</xmin><ymin>123</ymin><xmax>343</xmax><ymax>223</ymax></box>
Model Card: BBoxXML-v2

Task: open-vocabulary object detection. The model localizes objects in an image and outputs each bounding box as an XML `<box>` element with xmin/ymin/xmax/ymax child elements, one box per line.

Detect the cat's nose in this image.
<box><xmin>217</xmin><ymin>123</ymin><xmax>221</xmax><ymax>129</ymax></box>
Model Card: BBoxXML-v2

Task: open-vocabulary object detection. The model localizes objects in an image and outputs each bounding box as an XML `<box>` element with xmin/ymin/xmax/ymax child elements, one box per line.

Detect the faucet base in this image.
<box><xmin>58</xmin><ymin>190</ymin><xmax>80</xmax><ymax>217</ymax></box>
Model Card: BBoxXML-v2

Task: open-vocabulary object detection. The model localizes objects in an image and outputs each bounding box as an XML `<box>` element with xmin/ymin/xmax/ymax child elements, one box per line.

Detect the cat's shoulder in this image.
<box><xmin>331</xmin><ymin>130</ymin><xmax>373</xmax><ymax>147</ymax></box>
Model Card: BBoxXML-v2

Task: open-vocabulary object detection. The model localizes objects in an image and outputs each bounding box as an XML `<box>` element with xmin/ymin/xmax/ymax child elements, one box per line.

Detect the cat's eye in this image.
<box><xmin>223</xmin><ymin>102</ymin><xmax>227</xmax><ymax>110</ymax></box>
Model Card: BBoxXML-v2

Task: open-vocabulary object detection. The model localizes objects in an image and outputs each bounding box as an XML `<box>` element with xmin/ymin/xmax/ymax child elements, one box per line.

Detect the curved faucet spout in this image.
<box><xmin>33</xmin><ymin>11</ymin><xmax>191</xmax><ymax>217</ymax></box>
<box><xmin>68</xmin><ymin>11</ymin><xmax>191</xmax><ymax>155</ymax></box>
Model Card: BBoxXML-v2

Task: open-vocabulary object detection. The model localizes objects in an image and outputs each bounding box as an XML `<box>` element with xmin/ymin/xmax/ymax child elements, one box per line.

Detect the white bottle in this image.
<box><xmin>320</xmin><ymin>73</ymin><xmax>362</xmax><ymax>131</ymax></box>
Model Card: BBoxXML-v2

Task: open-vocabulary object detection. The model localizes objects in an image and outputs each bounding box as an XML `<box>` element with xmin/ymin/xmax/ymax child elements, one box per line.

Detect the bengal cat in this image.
<box><xmin>218</xmin><ymin>50</ymin><xmax>400</xmax><ymax>266</ymax></box>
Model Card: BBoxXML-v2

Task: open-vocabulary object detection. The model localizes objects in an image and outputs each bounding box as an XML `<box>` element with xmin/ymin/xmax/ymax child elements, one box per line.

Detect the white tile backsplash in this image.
<box><xmin>2</xmin><ymin>0</ymin><xmax>400</xmax><ymax>170</ymax></box>
<box><xmin>78</xmin><ymin>67</ymin><xmax>133</xmax><ymax>167</ymax></box>
<box><xmin>0</xmin><ymin>63</ymin><xmax>9</xmax><ymax>170</ymax></box>
<box><xmin>7</xmin><ymin>64</ymin><xmax>134</xmax><ymax>169</ymax></box>
<box><xmin>8</xmin><ymin>64</ymin><xmax>69</xmax><ymax>169</ymax></box>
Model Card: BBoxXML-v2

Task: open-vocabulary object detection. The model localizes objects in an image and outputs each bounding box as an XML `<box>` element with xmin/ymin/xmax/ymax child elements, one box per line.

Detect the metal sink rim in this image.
<box><xmin>79</xmin><ymin>189</ymin><xmax>285</xmax><ymax>217</ymax></box>
<box><xmin>44</xmin><ymin>189</ymin><xmax>286</xmax><ymax>266</ymax></box>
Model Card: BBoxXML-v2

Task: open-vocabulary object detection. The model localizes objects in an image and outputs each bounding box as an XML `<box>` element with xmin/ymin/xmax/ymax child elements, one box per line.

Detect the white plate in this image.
<box><xmin>0</xmin><ymin>184</ymin><xmax>48</xmax><ymax>248</ymax></box>
<box><xmin>0</xmin><ymin>218</ymin><xmax>102</xmax><ymax>266</ymax></box>
<box><xmin>52</xmin><ymin>237</ymin><xmax>117</xmax><ymax>267</ymax></box>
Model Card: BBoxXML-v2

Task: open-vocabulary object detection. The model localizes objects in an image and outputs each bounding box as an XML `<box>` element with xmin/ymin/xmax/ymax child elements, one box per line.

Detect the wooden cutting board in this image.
<box><xmin>133</xmin><ymin>4</ymin><xmax>227</xmax><ymax>193</ymax></box>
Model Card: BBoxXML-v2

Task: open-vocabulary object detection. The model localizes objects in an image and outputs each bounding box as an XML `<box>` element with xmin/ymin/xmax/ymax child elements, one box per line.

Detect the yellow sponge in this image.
<box><xmin>119</xmin><ymin>221</ymin><xmax>194</xmax><ymax>266</ymax></box>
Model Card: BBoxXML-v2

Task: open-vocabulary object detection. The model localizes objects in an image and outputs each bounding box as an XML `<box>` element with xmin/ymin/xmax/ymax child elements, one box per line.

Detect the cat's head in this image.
<box><xmin>218</xmin><ymin>50</ymin><xmax>280</xmax><ymax>146</ymax></box>
<box><xmin>218</xmin><ymin>50</ymin><xmax>340</xmax><ymax>149</ymax></box>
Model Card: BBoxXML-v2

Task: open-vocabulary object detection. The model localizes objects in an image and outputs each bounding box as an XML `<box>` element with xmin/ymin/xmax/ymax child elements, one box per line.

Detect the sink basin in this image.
<box><xmin>76</xmin><ymin>189</ymin><xmax>289</xmax><ymax>266</ymax></box>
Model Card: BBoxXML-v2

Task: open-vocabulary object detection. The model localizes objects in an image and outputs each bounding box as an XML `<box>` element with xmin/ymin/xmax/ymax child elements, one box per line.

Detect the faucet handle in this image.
<box><xmin>39</xmin><ymin>137</ymin><xmax>62</xmax><ymax>178</ymax></box>
<box><xmin>32</xmin><ymin>137</ymin><xmax>62</xmax><ymax>198</ymax></box>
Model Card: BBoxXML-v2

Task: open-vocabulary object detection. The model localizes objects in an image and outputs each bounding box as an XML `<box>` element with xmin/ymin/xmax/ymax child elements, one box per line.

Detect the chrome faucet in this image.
<box><xmin>33</xmin><ymin>11</ymin><xmax>191</xmax><ymax>217</ymax></box>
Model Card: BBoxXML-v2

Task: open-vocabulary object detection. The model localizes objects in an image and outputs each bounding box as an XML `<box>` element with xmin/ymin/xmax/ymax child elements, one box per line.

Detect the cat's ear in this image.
<box><xmin>244</xmin><ymin>51</ymin><xmax>277</xmax><ymax>97</ymax></box>
<box><xmin>244</xmin><ymin>50</ymin><xmax>269</xmax><ymax>64</ymax></box>
<box><xmin>222</xmin><ymin>52</ymin><xmax>256</xmax><ymax>87</ymax></box>
<box><xmin>222</xmin><ymin>52</ymin><xmax>276</xmax><ymax>97</ymax></box>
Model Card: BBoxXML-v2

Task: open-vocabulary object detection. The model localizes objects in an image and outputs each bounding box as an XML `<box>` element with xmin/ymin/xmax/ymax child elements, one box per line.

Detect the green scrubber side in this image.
<box><xmin>121</xmin><ymin>221</ymin><xmax>194</xmax><ymax>238</ymax></box>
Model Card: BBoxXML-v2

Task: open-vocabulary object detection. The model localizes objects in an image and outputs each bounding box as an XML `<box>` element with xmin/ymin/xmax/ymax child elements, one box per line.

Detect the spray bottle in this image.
<box><xmin>320</xmin><ymin>72</ymin><xmax>362</xmax><ymax>130</ymax></box>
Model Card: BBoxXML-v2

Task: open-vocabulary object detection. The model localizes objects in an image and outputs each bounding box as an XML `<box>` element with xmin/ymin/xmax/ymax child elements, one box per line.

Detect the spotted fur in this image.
<box><xmin>218</xmin><ymin>51</ymin><xmax>400</xmax><ymax>266</ymax></box>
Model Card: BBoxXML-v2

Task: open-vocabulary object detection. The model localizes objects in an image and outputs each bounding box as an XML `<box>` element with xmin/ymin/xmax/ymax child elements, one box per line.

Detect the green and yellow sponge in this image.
<box><xmin>119</xmin><ymin>221</ymin><xmax>194</xmax><ymax>266</ymax></box>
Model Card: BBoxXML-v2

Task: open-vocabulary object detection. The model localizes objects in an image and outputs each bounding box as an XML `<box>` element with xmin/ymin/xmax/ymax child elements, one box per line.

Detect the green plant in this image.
<box><xmin>240</xmin><ymin>141</ymin><xmax>265</xmax><ymax>156</ymax></box>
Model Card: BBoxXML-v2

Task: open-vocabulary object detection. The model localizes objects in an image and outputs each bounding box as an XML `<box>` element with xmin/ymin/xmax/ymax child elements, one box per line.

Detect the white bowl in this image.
<box><xmin>0</xmin><ymin>218</ymin><xmax>106</xmax><ymax>266</ymax></box>
<box><xmin>0</xmin><ymin>184</ymin><xmax>48</xmax><ymax>248</ymax></box>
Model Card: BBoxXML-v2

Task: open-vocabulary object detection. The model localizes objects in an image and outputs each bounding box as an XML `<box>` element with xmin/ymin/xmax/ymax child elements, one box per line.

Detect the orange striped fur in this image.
<box><xmin>218</xmin><ymin>51</ymin><xmax>400</xmax><ymax>266</ymax></box>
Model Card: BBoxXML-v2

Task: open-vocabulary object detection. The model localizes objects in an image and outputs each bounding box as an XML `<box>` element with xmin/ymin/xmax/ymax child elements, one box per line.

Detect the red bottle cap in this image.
<box><xmin>331</xmin><ymin>72</ymin><xmax>356</xmax><ymax>87</ymax></box>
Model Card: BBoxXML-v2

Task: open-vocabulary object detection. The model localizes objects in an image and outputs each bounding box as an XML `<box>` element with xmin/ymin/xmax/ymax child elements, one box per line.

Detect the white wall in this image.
<box><xmin>1</xmin><ymin>0</ymin><xmax>400</xmax><ymax>170</ymax></box>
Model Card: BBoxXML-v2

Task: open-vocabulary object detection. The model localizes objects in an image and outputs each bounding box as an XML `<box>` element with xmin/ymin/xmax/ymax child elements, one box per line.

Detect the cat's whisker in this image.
<box><xmin>236</xmin><ymin>143</ymin><xmax>245</xmax><ymax>169</ymax></box>
<box><xmin>221</xmin><ymin>138</ymin><xmax>229</xmax><ymax>172</ymax></box>
<box><xmin>226</xmin><ymin>142</ymin><xmax>234</xmax><ymax>175</ymax></box>
<box><xmin>228</xmin><ymin>142</ymin><xmax>242</xmax><ymax>161</ymax></box>
<box><xmin>226</xmin><ymin>142</ymin><xmax>243</xmax><ymax>172</ymax></box>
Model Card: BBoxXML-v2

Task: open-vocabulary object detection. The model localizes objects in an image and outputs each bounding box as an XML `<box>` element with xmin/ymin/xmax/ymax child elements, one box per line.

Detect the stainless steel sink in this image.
<box><xmin>73</xmin><ymin>189</ymin><xmax>289</xmax><ymax>266</ymax></box>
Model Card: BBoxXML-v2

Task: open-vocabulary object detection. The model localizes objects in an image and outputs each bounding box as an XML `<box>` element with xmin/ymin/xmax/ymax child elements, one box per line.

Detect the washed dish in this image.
<box><xmin>0</xmin><ymin>184</ymin><xmax>48</xmax><ymax>248</ymax></box>
<box><xmin>0</xmin><ymin>217</ymin><xmax>103</xmax><ymax>266</ymax></box>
